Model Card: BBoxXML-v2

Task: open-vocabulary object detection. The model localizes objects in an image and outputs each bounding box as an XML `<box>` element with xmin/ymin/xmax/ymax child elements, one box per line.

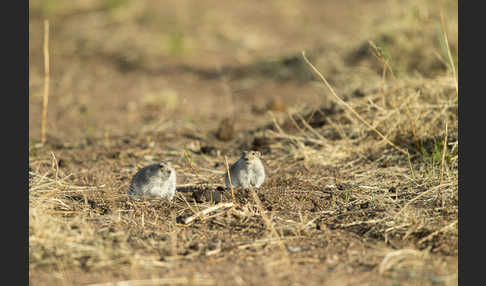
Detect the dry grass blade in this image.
<box><xmin>294</xmin><ymin>112</ymin><xmax>325</xmax><ymax>141</ymax></box>
<box><xmin>248</xmin><ymin>187</ymin><xmax>288</xmax><ymax>259</ymax></box>
<box><xmin>268</xmin><ymin>111</ymin><xmax>288</xmax><ymax>136</ymax></box>
<box><xmin>184</xmin><ymin>150</ymin><xmax>202</xmax><ymax>181</ymax></box>
<box><xmin>437</xmin><ymin>122</ymin><xmax>449</xmax><ymax>205</ymax></box>
<box><xmin>268</xmin><ymin>111</ymin><xmax>323</xmax><ymax>147</ymax></box>
<box><xmin>224</xmin><ymin>155</ymin><xmax>236</xmax><ymax>203</ymax></box>
<box><xmin>368</xmin><ymin>40</ymin><xmax>397</xmax><ymax>83</ymax></box>
<box><xmin>404</xmin><ymin>103</ymin><xmax>420</xmax><ymax>151</ymax></box>
<box><xmin>393</xmin><ymin>182</ymin><xmax>454</xmax><ymax>219</ymax></box>
<box><xmin>41</xmin><ymin>19</ymin><xmax>50</xmax><ymax>144</ymax></box>
<box><xmin>248</xmin><ymin>186</ymin><xmax>295</xmax><ymax>282</ymax></box>
<box><xmin>301</xmin><ymin>51</ymin><xmax>408</xmax><ymax>156</ymax></box>
<box><xmin>286</xmin><ymin>110</ymin><xmax>308</xmax><ymax>137</ymax></box>
<box><xmin>49</xmin><ymin>151</ymin><xmax>59</xmax><ymax>181</ymax></box>
<box><xmin>440</xmin><ymin>1</ymin><xmax>458</xmax><ymax>96</ymax></box>
<box><xmin>368</xmin><ymin>39</ymin><xmax>396</xmax><ymax>107</ymax></box>
<box><xmin>440</xmin><ymin>123</ymin><xmax>449</xmax><ymax>185</ymax></box>
<box><xmin>104</xmin><ymin>130</ymin><xmax>111</xmax><ymax>147</ymax></box>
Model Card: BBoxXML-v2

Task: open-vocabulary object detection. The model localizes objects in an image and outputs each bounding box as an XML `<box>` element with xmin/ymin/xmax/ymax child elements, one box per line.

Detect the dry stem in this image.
<box><xmin>248</xmin><ymin>187</ymin><xmax>289</xmax><ymax>259</ymax></box>
<box><xmin>440</xmin><ymin>1</ymin><xmax>458</xmax><ymax>96</ymax></box>
<box><xmin>368</xmin><ymin>40</ymin><xmax>396</xmax><ymax>83</ymax></box>
<box><xmin>404</xmin><ymin>103</ymin><xmax>420</xmax><ymax>151</ymax></box>
<box><xmin>224</xmin><ymin>155</ymin><xmax>236</xmax><ymax>203</ymax></box>
<box><xmin>184</xmin><ymin>150</ymin><xmax>202</xmax><ymax>181</ymax></box>
<box><xmin>437</xmin><ymin>122</ymin><xmax>449</xmax><ymax>205</ymax></box>
<box><xmin>418</xmin><ymin>220</ymin><xmax>457</xmax><ymax>245</ymax></box>
<box><xmin>41</xmin><ymin>20</ymin><xmax>50</xmax><ymax>144</ymax></box>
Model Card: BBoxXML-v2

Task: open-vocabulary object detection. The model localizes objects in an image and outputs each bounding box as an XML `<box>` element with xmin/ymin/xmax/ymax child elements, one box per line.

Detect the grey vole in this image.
<box><xmin>129</xmin><ymin>162</ymin><xmax>176</xmax><ymax>201</ymax></box>
<box><xmin>224</xmin><ymin>151</ymin><xmax>265</xmax><ymax>189</ymax></box>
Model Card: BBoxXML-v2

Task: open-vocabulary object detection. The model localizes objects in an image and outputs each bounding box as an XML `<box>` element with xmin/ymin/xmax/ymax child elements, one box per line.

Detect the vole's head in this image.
<box><xmin>241</xmin><ymin>150</ymin><xmax>261</xmax><ymax>162</ymax></box>
<box><xmin>158</xmin><ymin>162</ymin><xmax>174</xmax><ymax>176</ymax></box>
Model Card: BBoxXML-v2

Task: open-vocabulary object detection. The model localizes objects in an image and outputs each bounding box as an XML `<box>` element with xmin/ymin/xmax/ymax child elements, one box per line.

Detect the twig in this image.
<box><xmin>393</xmin><ymin>182</ymin><xmax>454</xmax><ymax>219</ymax></box>
<box><xmin>379</xmin><ymin>249</ymin><xmax>423</xmax><ymax>274</ymax></box>
<box><xmin>302</xmin><ymin>51</ymin><xmax>408</xmax><ymax>155</ymax></box>
<box><xmin>418</xmin><ymin>220</ymin><xmax>457</xmax><ymax>244</ymax></box>
<box><xmin>183</xmin><ymin>202</ymin><xmax>233</xmax><ymax>224</ymax></box>
<box><xmin>336</xmin><ymin>218</ymin><xmax>386</xmax><ymax>228</ymax></box>
<box><xmin>237</xmin><ymin>237</ymin><xmax>296</xmax><ymax>250</ymax></box>
<box><xmin>177</xmin><ymin>191</ymin><xmax>199</xmax><ymax>215</ymax></box>
<box><xmin>51</xmin><ymin>198</ymin><xmax>72</xmax><ymax>210</ymax></box>
<box><xmin>85</xmin><ymin>277</ymin><xmax>215</xmax><ymax>286</ymax></box>
<box><xmin>295</xmin><ymin>112</ymin><xmax>326</xmax><ymax>141</ymax></box>
<box><xmin>268</xmin><ymin>111</ymin><xmax>302</xmax><ymax>147</ymax></box>
<box><xmin>286</xmin><ymin>111</ymin><xmax>307</xmax><ymax>136</ymax></box>
<box><xmin>268</xmin><ymin>111</ymin><xmax>287</xmax><ymax>136</ymax></box>
<box><xmin>198</xmin><ymin>167</ymin><xmax>225</xmax><ymax>174</ymax></box>
<box><xmin>266</xmin><ymin>127</ymin><xmax>325</xmax><ymax>146</ymax></box>
<box><xmin>41</xmin><ymin>20</ymin><xmax>50</xmax><ymax>144</ymax></box>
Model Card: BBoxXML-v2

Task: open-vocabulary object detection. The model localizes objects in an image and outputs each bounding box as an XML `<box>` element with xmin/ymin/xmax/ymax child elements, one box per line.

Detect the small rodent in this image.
<box><xmin>225</xmin><ymin>151</ymin><xmax>265</xmax><ymax>189</ymax></box>
<box><xmin>129</xmin><ymin>162</ymin><xmax>176</xmax><ymax>201</ymax></box>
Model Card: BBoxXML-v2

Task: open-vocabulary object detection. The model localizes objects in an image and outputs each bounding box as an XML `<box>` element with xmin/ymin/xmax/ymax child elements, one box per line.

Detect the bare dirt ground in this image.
<box><xmin>29</xmin><ymin>0</ymin><xmax>458</xmax><ymax>285</ymax></box>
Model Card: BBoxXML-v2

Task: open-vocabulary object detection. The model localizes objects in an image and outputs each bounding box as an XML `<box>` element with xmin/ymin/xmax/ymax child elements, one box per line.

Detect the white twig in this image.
<box><xmin>183</xmin><ymin>202</ymin><xmax>234</xmax><ymax>224</ymax></box>
<box><xmin>379</xmin><ymin>249</ymin><xmax>423</xmax><ymax>274</ymax></box>
<box><xmin>85</xmin><ymin>277</ymin><xmax>215</xmax><ymax>286</ymax></box>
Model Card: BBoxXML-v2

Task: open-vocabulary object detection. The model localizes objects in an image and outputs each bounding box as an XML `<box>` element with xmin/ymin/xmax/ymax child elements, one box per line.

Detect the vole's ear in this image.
<box><xmin>256</xmin><ymin>151</ymin><xmax>261</xmax><ymax>157</ymax></box>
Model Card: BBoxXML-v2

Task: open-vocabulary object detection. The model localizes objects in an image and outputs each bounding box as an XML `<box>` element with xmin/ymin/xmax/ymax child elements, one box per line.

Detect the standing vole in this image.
<box><xmin>225</xmin><ymin>151</ymin><xmax>265</xmax><ymax>189</ymax></box>
<box><xmin>129</xmin><ymin>162</ymin><xmax>176</xmax><ymax>201</ymax></box>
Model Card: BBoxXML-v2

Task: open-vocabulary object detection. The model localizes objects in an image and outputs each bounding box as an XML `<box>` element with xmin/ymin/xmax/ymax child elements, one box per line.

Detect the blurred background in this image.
<box><xmin>29</xmin><ymin>0</ymin><xmax>457</xmax><ymax>144</ymax></box>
